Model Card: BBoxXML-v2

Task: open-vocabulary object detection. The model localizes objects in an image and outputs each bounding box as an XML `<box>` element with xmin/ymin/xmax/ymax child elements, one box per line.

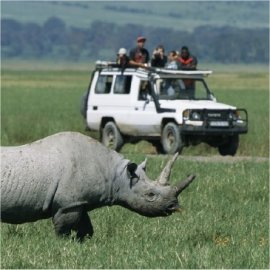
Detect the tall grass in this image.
<box><xmin>1</xmin><ymin>70</ymin><xmax>89</xmax><ymax>145</ymax></box>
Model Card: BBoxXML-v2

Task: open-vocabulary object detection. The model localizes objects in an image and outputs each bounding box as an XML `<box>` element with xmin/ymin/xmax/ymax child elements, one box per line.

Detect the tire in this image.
<box><xmin>218</xmin><ymin>135</ymin><xmax>239</xmax><ymax>156</ymax></box>
<box><xmin>102</xmin><ymin>121</ymin><xmax>124</xmax><ymax>151</ymax></box>
<box><xmin>161</xmin><ymin>122</ymin><xmax>183</xmax><ymax>154</ymax></box>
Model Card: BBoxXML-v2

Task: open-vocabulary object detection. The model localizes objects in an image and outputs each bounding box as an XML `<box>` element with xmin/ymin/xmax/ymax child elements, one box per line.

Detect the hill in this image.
<box><xmin>1</xmin><ymin>1</ymin><xmax>269</xmax><ymax>63</ymax></box>
<box><xmin>1</xmin><ymin>1</ymin><xmax>269</xmax><ymax>31</ymax></box>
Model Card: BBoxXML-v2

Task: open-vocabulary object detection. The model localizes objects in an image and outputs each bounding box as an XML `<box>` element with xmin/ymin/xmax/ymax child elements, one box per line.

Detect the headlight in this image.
<box><xmin>191</xmin><ymin>111</ymin><xmax>201</xmax><ymax>120</ymax></box>
<box><xmin>235</xmin><ymin>110</ymin><xmax>242</xmax><ymax>119</ymax></box>
<box><xmin>228</xmin><ymin>112</ymin><xmax>234</xmax><ymax>120</ymax></box>
<box><xmin>229</xmin><ymin>111</ymin><xmax>239</xmax><ymax>121</ymax></box>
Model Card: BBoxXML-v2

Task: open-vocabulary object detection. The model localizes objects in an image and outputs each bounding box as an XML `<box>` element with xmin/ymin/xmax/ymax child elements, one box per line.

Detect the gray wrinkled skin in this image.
<box><xmin>1</xmin><ymin>132</ymin><xmax>195</xmax><ymax>240</ymax></box>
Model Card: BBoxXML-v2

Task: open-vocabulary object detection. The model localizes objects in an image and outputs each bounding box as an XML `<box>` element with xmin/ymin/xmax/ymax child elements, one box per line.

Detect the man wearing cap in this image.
<box><xmin>129</xmin><ymin>36</ymin><xmax>150</xmax><ymax>68</ymax></box>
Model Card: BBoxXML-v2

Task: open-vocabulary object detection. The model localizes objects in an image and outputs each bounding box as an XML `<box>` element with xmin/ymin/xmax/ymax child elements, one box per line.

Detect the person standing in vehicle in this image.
<box><xmin>151</xmin><ymin>45</ymin><xmax>167</xmax><ymax>67</ymax></box>
<box><xmin>165</xmin><ymin>50</ymin><xmax>180</xmax><ymax>70</ymax></box>
<box><xmin>177</xmin><ymin>46</ymin><xmax>197</xmax><ymax>94</ymax></box>
<box><xmin>177</xmin><ymin>46</ymin><xmax>197</xmax><ymax>70</ymax></box>
<box><xmin>116</xmin><ymin>48</ymin><xmax>130</xmax><ymax>71</ymax></box>
<box><xmin>129</xmin><ymin>36</ymin><xmax>150</xmax><ymax>68</ymax></box>
<box><xmin>162</xmin><ymin>51</ymin><xmax>180</xmax><ymax>96</ymax></box>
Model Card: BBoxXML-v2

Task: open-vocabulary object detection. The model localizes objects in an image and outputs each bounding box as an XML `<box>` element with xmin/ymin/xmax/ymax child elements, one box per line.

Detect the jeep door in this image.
<box><xmin>127</xmin><ymin>78</ymin><xmax>160</xmax><ymax>136</ymax></box>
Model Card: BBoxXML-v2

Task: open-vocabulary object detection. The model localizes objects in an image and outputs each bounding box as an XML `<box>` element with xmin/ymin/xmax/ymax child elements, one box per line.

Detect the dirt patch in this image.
<box><xmin>177</xmin><ymin>155</ymin><xmax>269</xmax><ymax>163</ymax></box>
<box><xmin>151</xmin><ymin>155</ymin><xmax>269</xmax><ymax>163</ymax></box>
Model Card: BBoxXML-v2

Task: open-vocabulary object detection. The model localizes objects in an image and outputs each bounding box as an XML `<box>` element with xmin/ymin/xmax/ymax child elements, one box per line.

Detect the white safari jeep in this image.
<box><xmin>81</xmin><ymin>62</ymin><xmax>248</xmax><ymax>155</ymax></box>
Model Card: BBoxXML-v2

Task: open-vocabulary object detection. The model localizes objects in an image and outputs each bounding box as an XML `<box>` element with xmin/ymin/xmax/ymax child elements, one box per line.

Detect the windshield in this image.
<box><xmin>155</xmin><ymin>78</ymin><xmax>211</xmax><ymax>100</ymax></box>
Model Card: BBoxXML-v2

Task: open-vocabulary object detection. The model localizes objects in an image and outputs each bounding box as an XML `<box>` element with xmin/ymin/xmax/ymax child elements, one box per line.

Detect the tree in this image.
<box><xmin>1</xmin><ymin>19</ymin><xmax>23</xmax><ymax>57</ymax></box>
<box><xmin>1</xmin><ymin>17</ymin><xmax>268</xmax><ymax>63</ymax></box>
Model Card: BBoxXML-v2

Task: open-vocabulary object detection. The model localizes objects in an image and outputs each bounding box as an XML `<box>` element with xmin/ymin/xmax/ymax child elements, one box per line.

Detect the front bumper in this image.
<box><xmin>181</xmin><ymin>124</ymin><xmax>248</xmax><ymax>136</ymax></box>
<box><xmin>181</xmin><ymin>108</ymin><xmax>248</xmax><ymax>136</ymax></box>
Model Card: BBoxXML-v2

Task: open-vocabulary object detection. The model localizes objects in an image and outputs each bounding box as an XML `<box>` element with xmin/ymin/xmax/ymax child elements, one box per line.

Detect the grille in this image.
<box><xmin>205</xmin><ymin>110</ymin><xmax>230</xmax><ymax>121</ymax></box>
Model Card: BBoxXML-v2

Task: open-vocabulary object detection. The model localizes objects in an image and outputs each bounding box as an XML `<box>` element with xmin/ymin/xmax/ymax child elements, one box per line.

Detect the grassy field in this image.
<box><xmin>1</xmin><ymin>63</ymin><xmax>269</xmax><ymax>268</ymax></box>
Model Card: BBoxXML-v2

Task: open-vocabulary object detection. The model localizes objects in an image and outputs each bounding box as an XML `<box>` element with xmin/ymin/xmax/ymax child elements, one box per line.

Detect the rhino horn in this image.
<box><xmin>175</xmin><ymin>175</ymin><xmax>196</xmax><ymax>196</ymax></box>
<box><xmin>139</xmin><ymin>158</ymin><xmax>147</xmax><ymax>171</ymax></box>
<box><xmin>157</xmin><ymin>152</ymin><xmax>179</xmax><ymax>185</ymax></box>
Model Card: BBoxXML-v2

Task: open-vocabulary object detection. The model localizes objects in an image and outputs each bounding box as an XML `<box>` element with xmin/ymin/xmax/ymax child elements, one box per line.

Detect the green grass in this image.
<box><xmin>1</xmin><ymin>159</ymin><xmax>269</xmax><ymax>269</ymax></box>
<box><xmin>1</xmin><ymin>69</ymin><xmax>89</xmax><ymax>145</ymax></box>
<box><xmin>1</xmin><ymin>63</ymin><xmax>269</xmax><ymax>268</ymax></box>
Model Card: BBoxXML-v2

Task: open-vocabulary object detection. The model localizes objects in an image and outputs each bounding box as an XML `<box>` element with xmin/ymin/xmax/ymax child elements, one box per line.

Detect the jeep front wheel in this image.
<box><xmin>161</xmin><ymin>122</ymin><xmax>183</xmax><ymax>154</ymax></box>
<box><xmin>218</xmin><ymin>135</ymin><xmax>239</xmax><ymax>156</ymax></box>
<box><xmin>102</xmin><ymin>121</ymin><xmax>124</xmax><ymax>151</ymax></box>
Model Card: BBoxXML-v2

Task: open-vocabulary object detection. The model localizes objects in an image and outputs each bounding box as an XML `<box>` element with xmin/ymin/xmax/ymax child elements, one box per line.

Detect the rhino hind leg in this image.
<box><xmin>53</xmin><ymin>205</ymin><xmax>93</xmax><ymax>241</ymax></box>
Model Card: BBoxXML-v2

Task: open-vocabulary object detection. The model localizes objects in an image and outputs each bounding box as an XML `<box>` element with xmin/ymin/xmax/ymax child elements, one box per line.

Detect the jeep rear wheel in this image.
<box><xmin>102</xmin><ymin>122</ymin><xmax>124</xmax><ymax>151</ymax></box>
<box><xmin>161</xmin><ymin>122</ymin><xmax>183</xmax><ymax>154</ymax></box>
<box><xmin>218</xmin><ymin>135</ymin><xmax>239</xmax><ymax>156</ymax></box>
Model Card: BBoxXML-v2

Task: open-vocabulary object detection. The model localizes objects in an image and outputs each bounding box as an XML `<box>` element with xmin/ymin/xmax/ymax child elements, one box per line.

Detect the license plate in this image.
<box><xmin>209</xmin><ymin>121</ymin><xmax>229</xmax><ymax>127</ymax></box>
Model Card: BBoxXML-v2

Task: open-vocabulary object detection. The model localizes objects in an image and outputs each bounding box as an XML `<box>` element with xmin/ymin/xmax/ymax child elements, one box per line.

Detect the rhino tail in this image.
<box><xmin>42</xmin><ymin>178</ymin><xmax>59</xmax><ymax>213</ymax></box>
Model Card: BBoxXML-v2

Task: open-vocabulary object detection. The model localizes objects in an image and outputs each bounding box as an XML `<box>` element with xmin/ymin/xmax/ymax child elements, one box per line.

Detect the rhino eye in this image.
<box><xmin>145</xmin><ymin>192</ymin><xmax>158</xmax><ymax>202</ymax></box>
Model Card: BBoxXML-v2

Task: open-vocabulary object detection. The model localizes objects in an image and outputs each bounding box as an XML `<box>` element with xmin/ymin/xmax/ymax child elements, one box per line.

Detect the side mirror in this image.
<box><xmin>209</xmin><ymin>93</ymin><xmax>217</xmax><ymax>102</ymax></box>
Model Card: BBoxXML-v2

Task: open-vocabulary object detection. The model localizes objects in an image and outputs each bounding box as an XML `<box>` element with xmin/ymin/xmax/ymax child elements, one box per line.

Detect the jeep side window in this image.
<box><xmin>159</xmin><ymin>79</ymin><xmax>179</xmax><ymax>98</ymax></box>
<box><xmin>114</xmin><ymin>75</ymin><xmax>132</xmax><ymax>94</ymax></box>
<box><xmin>178</xmin><ymin>79</ymin><xmax>193</xmax><ymax>99</ymax></box>
<box><xmin>157</xmin><ymin>78</ymin><xmax>209</xmax><ymax>100</ymax></box>
<box><xmin>95</xmin><ymin>75</ymin><xmax>113</xmax><ymax>94</ymax></box>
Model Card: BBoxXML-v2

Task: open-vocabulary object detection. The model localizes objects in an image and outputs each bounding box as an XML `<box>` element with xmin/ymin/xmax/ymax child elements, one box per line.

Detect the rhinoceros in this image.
<box><xmin>1</xmin><ymin>132</ymin><xmax>195</xmax><ymax>240</ymax></box>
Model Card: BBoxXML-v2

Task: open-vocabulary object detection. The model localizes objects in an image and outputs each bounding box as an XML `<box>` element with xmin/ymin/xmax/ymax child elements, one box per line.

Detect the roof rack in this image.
<box><xmin>95</xmin><ymin>60</ymin><xmax>212</xmax><ymax>77</ymax></box>
<box><xmin>153</xmin><ymin>67</ymin><xmax>212</xmax><ymax>76</ymax></box>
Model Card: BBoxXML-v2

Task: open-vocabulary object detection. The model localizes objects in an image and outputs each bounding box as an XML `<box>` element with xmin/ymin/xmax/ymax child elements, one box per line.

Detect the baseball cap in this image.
<box><xmin>118</xmin><ymin>48</ymin><xmax>127</xmax><ymax>55</ymax></box>
<box><xmin>137</xmin><ymin>36</ymin><xmax>146</xmax><ymax>42</ymax></box>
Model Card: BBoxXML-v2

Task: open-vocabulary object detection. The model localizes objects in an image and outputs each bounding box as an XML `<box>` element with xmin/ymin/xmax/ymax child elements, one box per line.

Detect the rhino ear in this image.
<box><xmin>127</xmin><ymin>163</ymin><xmax>137</xmax><ymax>176</ymax></box>
<box><xmin>127</xmin><ymin>163</ymin><xmax>139</xmax><ymax>188</ymax></box>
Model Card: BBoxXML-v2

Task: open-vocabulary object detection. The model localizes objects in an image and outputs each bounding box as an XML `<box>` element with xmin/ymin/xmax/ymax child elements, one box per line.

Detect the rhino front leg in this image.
<box><xmin>52</xmin><ymin>201</ymin><xmax>92</xmax><ymax>241</ymax></box>
<box><xmin>75</xmin><ymin>211</ymin><xmax>94</xmax><ymax>241</ymax></box>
